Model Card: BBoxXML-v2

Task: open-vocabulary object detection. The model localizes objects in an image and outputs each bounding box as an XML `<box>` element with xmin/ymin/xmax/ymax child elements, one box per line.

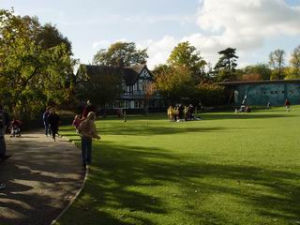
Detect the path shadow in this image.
<box><xmin>0</xmin><ymin>137</ymin><xmax>83</xmax><ymax>225</ymax></box>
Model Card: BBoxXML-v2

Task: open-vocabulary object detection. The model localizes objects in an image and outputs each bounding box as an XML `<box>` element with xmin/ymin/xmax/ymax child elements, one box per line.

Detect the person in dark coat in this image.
<box><xmin>47</xmin><ymin>108</ymin><xmax>60</xmax><ymax>141</ymax></box>
<box><xmin>82</xmin><ymin>100</ymin><xmax>96</xmax><ymax>119</ymax></box>
<box><xmin>0</xmin><ymin>104</ymin><xmax>10</xmax><ymax>161</ymax></box>
<box><xmin>42</xmin><ymin>107</ymin><xmax>51</xmax><ymax>136</ymax></box>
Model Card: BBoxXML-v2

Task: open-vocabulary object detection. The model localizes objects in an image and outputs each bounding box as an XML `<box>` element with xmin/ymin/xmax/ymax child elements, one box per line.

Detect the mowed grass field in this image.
<box><xmin>57</xmin><ymin>107</ymin><xmax>300</xmax><ymax>225</ymax></box>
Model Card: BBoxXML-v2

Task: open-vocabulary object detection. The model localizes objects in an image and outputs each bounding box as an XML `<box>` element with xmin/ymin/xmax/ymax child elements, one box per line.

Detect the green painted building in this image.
<box><xmin>220</xmin><ymin>80</ymin><xmax>300</xmax><ymax>106</ymax></box>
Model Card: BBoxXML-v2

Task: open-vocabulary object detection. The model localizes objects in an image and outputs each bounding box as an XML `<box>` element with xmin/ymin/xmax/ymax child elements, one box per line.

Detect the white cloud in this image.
<box><xmin>89</xmin><ymin>0</ymin><xmax>300</xmax><ymax>69</ymax></box>
<box><xmin>144</xmin><ymin>0</ymin><xmax>300</xmax><ymax>69</ymax></box>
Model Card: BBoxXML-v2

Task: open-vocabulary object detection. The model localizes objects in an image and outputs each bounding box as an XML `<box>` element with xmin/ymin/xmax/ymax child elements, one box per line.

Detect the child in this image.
<box><xmin>72</xmin><ymin>114</ymin><xmax>83</xmax><ymax>133</ymax></box>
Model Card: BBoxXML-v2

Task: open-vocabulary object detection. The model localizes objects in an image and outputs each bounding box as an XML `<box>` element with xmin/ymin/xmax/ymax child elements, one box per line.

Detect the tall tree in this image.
<box><xmin>290</xmin><ymin>45</ymin><xmax>300</xmax><ymax>77</ymax></box>
<box><xmin>75</xmin><ymin>65</ymin><xmax>123</xmax><ymax>108</ymax></box>
<box><xmin>214</xmin><ymin>47</ymin><xmax>238</xmax><ymax>81</ymax></box>
<box><xmin>269</xmin><ymin>49</ymin><xmax>285</xmax><ymax>80</ymax></box>
<box><xmin>243</xmin><ymin>64</ymin><xmax>272</xmax><ymax>80</ymax></box>
<box><xmin>167</xmin><ymin>41</ymin><xmax>206</xmax><ymax>82</ymax></box>
<box><xmin>0</xmin><ymin>9</ymin><xmax>75</xmax><ymax>119</ymax></box>
<box><xmin>154</xmin><ymin>64</ymin><xmax>195</xmax><ymax>103</ymax></box>
<box><xmin>35</xmin><ymin>23</ymin><xmax>72</xmax><ymax>53</ymax></box>
<box><xmin>93</xmin><ymin>42</ymin><xmax>148</xmax><ymax>67</ymax></box>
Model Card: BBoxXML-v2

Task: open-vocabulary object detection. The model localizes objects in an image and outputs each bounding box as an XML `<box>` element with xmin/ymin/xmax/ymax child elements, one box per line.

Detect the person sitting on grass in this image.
<box><xmin>78</xmin><ymin>112</ymin><xmax>100</xmax><ymax>169</ymax></box>
<box><xmin>167</xmin><ymin>106</ymin><xmax>174</xmax><ymax>121</ymax></box>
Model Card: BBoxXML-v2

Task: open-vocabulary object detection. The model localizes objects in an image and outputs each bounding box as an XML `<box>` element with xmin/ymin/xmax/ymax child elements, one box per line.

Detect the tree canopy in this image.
<box><xmin>75</xmin><ymin>65</ymin><xmax>122</xmax><ymax>108</ymax></box>
<box><xmin>167</xmin><ymin>41</ymin><xmax>206</xmax><ymax>82</ymax></box>
<box><xmin>0</xmin><ymin>9</ymin><xmax>76</xmax><ymax>119</ymax></box>
<box><xmin>214</xmin><ymin>48</ymin><xmax>238</xmax><ymax>81</ymax></box>
<box><xmin>269</xmin><ymin>49</ymin><xmax>285</xmax><ymax>80</ymax></box>
<box><xmin>290</xmin><ymin>45</ymin><xmax>300</xmax><ymax>77</ymax></box>
<box><xmin>93</xmin><ymin>42</ymin><xmax>148</xmax><ymax>67</ymax></box>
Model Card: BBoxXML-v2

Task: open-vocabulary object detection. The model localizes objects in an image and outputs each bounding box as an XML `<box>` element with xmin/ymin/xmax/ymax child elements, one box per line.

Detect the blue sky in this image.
<box><xmin>1</xmin><ymin>0</ymin><xmax>300</xmax><ymax>69</ymax></box>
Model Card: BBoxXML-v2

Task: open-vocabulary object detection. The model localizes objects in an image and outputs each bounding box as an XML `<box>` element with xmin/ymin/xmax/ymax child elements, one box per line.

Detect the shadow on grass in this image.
<box><xmin>59</xmin><ymin>142</ymin><xmax>300</xmax><ymax>225</ymax></box>
<box><xmin>201</xmin><ymin>113</ymin><xmax>297</xmax><ymax>120</ymax></box>
<box><xmin>61</xmin><ymin>126</ymin><xmax>226</xmax><ymax>136</ymax></box>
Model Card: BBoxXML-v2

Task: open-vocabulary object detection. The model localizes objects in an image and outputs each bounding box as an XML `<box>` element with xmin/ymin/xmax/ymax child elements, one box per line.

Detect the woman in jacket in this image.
<box><xmin>78</xmin><ymin>111</ymin><xmax>100</xmax><ymax>169</ymax></box>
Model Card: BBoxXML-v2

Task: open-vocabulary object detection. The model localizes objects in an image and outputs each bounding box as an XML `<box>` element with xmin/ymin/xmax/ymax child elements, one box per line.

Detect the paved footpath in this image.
<box><xmin>0</xmin><ymin>132</ymin><xmax>84</xmax><ymax>225</ymax></box>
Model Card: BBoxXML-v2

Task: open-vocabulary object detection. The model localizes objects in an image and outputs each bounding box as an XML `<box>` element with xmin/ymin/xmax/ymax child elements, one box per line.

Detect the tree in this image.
<box><xmin>35</xmin><ymin>23</ymin><xmax>72</xmax><ymax>53</ymax></box>
<box><xmin>93</xmin><ymin>42</ymin><xmax>148</xmax><ymax>67</ymax></box>
<box><xmin>214</xmin><ymin>47</ymin><xmax>238</xmax><ymax>81</ymax></box>
<box><xmin>269</xmin><ymin>49</ymin><xmax>285</xmax><ymax>80</ymax></box>
<box><xmin>0</xmin><ymin>9</ymin><xmax>75</xmax><ymax>119</ymax></box>
<box><xmin>154</xmin><ymin>64</ymin><xmax>195</xmax><ymax>103</ymax></box>
<box><xmin>167</xmin><ymin>41</ymin><xmax>206</xmax><ymax>82</ymax></box>
<box><xmin>243</xmin><ymin>64</ymin><xmax>271</xmax><ymax>80</ymax></box>
<box><xmin>290</xmin><ymin>45</ymin><xmax>300</xmax><ymax>77</ymax></box>
<box><xmin>76</xmin><ymin>65</ymin><xmax>123</xmax><ymax>108</ymax></box>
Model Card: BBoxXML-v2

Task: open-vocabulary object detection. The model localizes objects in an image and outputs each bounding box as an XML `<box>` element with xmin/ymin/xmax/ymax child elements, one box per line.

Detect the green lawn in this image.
<box><xmin>57</xmin><ymin>107</ymin><xmax>300</xmax><ymax>225</ymax></box>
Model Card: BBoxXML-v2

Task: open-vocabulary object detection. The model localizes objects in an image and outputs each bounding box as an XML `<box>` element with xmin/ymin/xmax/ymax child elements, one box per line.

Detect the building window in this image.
<box><xmin>282</xmin><ymin>91</ymin><xmax>285</xmax><ymax>94</ymax></box>
<box><xmin>275</xmin><ymin>91</ymin><xmax>278</xmax><ymax>94</ymax></box>
<box><xmin>271</xmin><ymin>91</ymin><xmax>274</xmax><ymax>94</ymax></box>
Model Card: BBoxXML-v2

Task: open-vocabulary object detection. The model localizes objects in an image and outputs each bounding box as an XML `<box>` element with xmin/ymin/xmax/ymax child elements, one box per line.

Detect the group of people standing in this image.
<box><xmin>42</xmin><ymin>100</ymin><xmax>100</xmax><ymax>169</ymax></box>
<box><xmin>167</xmin><ymin>104</ymin><xmax>198</xmax><ymax>122</ymax></box>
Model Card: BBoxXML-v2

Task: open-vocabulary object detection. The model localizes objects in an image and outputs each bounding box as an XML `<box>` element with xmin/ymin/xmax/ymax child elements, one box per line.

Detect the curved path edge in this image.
<box><xmin>50</xmin><ymin>137</ymin><xmax>88</xmax><ymax>225</ymax></box>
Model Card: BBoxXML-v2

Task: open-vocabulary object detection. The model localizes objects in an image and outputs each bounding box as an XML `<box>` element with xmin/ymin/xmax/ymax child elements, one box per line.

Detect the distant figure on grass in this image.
<box><xmin>78</xmin><ymin>112</ymin><xmax>100</xmax><ymax>169</ymax></box>
<box><xmin>10</xmin><ymin>119</ymin><xmax>22</xmax><ymax>137</ymax></box>
<box><xmin>0</xmin><ymin>104</ymin><xmax>11</xmax><ymax>161</ymax></box>
<box><xmin>72</xmin><ymin>113</ymin><xmax>83</xmax><ymax>133</ymax></box>
<box><xmin>82</xmin><ymin>100</ymin><xmax>96</xmax><ymax>119</ymax></box>
<box><xmin>284</xmin><ymin>99</ymin><xmax>291</xmax><ymax>112</ymax></box>
<box><xmin>123</xmin><ymin>109</ymin><xmax>127</xmax><ymax>122</ymax></box>
<box><xmin>47</xmin><ymin>108</ymin><xmax>60</xmax><ymax>141</ymax></box>
<box><xmin>42</xmin><ymin>107</ymin><xmax>51</xmax><ymax>136</ymax></box>
<box><xmin>167</xmin><ymin>106</ymin><xmax>174</xmax><ymax>121</ymax></box>
<box><xmin>177</xmin><ymin>104</ymin><xmax>184</xmax><ymax>122</ymax></box>
<box><xmin>267</xmin><ymin>101</ymin><xmax>271</xmax><ymax>110</ymax></box>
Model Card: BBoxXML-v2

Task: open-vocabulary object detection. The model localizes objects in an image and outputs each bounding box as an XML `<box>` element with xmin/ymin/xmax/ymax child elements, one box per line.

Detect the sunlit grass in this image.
<box><xmin>57</xmin><ymin>106</ymin><xmax>300</xmax><ymax>225</ymax></box>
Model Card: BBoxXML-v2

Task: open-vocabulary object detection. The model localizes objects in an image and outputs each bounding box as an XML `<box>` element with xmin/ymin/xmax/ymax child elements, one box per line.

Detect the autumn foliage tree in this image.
<box><xmin>93</xmin><ymin>42</ymin><xmax>148</xmax><ymax>67</ymax></box>
<box><xmin>0</xmin><ymin>9</ymin><xmax>76</xmax><ymax>119</ymax></box>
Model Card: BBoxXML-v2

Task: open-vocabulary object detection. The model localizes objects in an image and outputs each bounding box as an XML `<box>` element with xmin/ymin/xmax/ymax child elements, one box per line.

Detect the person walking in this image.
<box><xmin>284</xmin><ymin>99</ymin><xmax>291</xmax><ymax>112</ymax></box>
<box><xmin>78</xmin><ymin>112</ymin><xmax>100</xmax><ymax>169</ymax></box>
<box><xmin>47</xmin><ymin>108</ymin><xmax>60</xmax><ymax>141</ymax></box>
<box><xmin>0</xmin><ymin>104</ymin><xmax>11</xmax><ymax>191</ymax></box>
<box><xmin>0</xmin><ymin>104</ymin><xmax>10</xmax><ymax>161</ymax></box>
<box><xmin>42</xmin><ymin>107</ymin><xmax>51</xmax><ymax>136</ymax></box>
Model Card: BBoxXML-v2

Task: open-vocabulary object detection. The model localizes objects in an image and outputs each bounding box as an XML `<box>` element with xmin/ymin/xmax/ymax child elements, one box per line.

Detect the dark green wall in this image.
<box><xmin>233</xmin><ymin>82</ymin><xmax>300</xmax><ymax>106</ymax></box>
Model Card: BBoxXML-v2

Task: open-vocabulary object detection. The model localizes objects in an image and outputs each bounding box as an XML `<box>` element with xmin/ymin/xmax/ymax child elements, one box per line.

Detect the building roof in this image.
<box><xmin>78</xmin><ymin>64</ymin><xmax>152</xmax><ymax>85</ymax></box>
<box><xmin>219</xmin><ymin>79</ymin><xmax>300</xmax><ymax>86</ymax></box>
